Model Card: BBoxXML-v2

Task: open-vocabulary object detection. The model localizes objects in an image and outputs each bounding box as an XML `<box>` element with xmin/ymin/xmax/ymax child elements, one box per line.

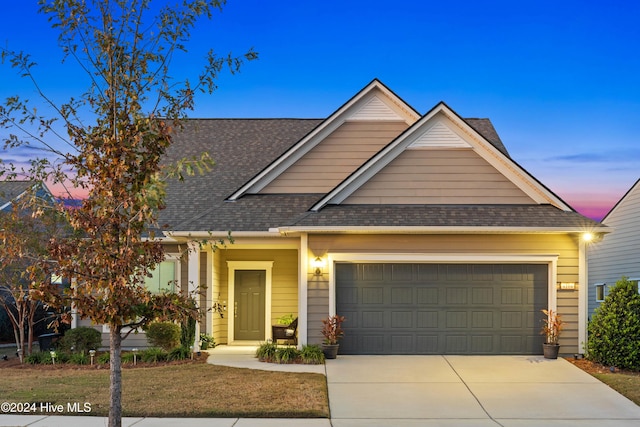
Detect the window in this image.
<box><xmin>145</xmin><ymin>260</ymin><xmax>179</xmax><ymax>294</ymax></box>
<box><xmin>630</xmin><ymin>278</ymin><xmax>640</xmax><ymax>294</ymax></box>
<box><xmin>595</xmin><ymin>283</ymin><xmax>606</xmax><ymax>302</ymax></box>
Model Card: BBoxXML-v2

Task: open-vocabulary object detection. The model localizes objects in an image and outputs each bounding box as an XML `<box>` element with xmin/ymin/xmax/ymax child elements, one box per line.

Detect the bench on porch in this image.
<box><xmin>271</xmin><ymin>317</ymin><xmax>298</xmax><ymax>345</ymax></box>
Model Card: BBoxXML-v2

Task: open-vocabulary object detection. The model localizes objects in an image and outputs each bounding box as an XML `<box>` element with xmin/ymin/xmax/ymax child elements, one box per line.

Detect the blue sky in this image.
<box><xmin>1</xmin><ymin>0</ymin><xmax>639</xmax><ymax>219</ymax></box>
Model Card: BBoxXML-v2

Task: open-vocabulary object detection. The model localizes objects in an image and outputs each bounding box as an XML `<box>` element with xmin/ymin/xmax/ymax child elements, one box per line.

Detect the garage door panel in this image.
<box><xmin>336</xmin><ymin>263</ymin><xmax>548</xmax><ymax>355</ymax></box>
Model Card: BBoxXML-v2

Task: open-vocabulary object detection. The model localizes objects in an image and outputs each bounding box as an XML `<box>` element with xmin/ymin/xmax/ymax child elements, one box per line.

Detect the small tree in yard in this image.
<box><xmin>0</xmin><ymin>187</ymin><xmax>68</xmax><ymax>361</ymax></box>
<box><xmin>587</xmin><ymin>277</ymin><xmax>640</xmax><ymax>371</ymax></box>
<box><xmin>0</xmin><ymin>1</ymin><xmax>256</xmax><ymax>426</ymax></box>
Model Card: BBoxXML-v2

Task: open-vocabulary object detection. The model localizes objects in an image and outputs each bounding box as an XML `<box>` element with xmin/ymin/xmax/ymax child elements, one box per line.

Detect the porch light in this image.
<box><xmin>582</xmin><ymin>232</ymin><xmax>594</xmax><ymax>242</ymax></box>
<box><xmin>312</xmin><ymin>256</ymin><xmax>325</xmax><ymax>276</ymax></box>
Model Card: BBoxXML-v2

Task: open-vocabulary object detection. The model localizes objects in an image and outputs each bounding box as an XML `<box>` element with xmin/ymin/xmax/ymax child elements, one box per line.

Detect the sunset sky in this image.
<box><xmin>1</xmin><ymin>0</ymin><xmax>639</xmax><ymax>220</ymax></box>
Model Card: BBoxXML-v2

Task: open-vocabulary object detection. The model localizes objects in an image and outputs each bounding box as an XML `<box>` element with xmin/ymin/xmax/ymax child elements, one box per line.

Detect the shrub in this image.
<box><xmin>58</xmin><ymin>327</ymin><xmax>102</xmax><ymax>353</ymax></box>
<box><xmin>121</xmin><ymin>352</ymin><xmax>136</xmax><ymax>364</ymax></box>
<box><xmin>300</xmin><ymin>344</ymin><xmax>325</xmax><ymax>364</ymax></box>
<box><xmin>146</xmin><ymin>322</ymin><xmax>181</xmax><ymax>351</ymax></box>
<box><xmin>141</xmin><ymin>347</ymin><xmax>167</xmax><ymax>363</ymax></box>
<box><xmin>587</xmin><ymin>277</ymin><xmax>640</xmax><ymax>370</ymax></box>
<box><xmin>255</xmin><ymin>341</ymin><xmax>277</xmax><ymax>362</ymax></box>
<box><xmin>275</xmin><ymin>346</ymin><xmax>300</xmax><ymax>364</ymax></box>
<box><xmin>199</xmin><ymin>333</ymin><xmax>215</xmax><ymax>350</ymax></box>
<box><xmin>168</xmin><ymin>346</ymin><xmax>191</xmax><ymax>361</ymax></box>
<box><xmin>97</xmin><ymin>352</ymin><xmax>110</xmax><ymax>364</ymax></box>
<box><xmin>180</xmin><ymin>313</ymin><xmax>196</xmax><ymax>349</ymax></box>
<box><xmin>25</xmin><ymin>351</ymin><xmax>51</xmax><ymax>364</ymax></box>
<box><xmin>69</xmin><ymin>352</ymin><xmax>89</xmax><ymax>365</ymax></box>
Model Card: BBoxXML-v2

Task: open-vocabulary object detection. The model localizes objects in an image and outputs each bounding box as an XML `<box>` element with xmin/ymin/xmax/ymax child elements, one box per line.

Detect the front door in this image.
<box><xmin>234</xmin><ymin>270</ymin><xmax>266</xmax><ymax>341</ymax></box>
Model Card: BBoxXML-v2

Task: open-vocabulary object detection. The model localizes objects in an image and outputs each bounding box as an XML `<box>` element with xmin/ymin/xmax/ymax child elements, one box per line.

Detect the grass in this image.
<box><xmin>592</xmin><ymin>373</ymin><xmax>640</xmax><ymax>406</ymax></box>
<box><xmin>0</xmin><ymin>361</ymin><xmax>329</xmax><ymax>418</ymax></box>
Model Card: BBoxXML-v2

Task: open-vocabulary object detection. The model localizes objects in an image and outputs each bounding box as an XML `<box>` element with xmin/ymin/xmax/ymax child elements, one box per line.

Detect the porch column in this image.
<box><xmin>187</xmin><ymin>241</ymin><xmax>200</xmax><ymax>352</ymax></box>
<box><xmin>578</xmin><ymin>238</ymin><xmax>588</xmax><ymax>354</ymax></box>
<box><xmin>298</xmin><ymin>233</ymin><xmax>309</xmax><ymax>346</ymax></box>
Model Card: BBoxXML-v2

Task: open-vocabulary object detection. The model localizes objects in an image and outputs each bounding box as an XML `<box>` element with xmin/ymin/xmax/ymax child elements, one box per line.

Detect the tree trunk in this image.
<box><xmin>109</xmin><ymin>325</ymin><xmax>123</xmax><ymax>427</ymax></box>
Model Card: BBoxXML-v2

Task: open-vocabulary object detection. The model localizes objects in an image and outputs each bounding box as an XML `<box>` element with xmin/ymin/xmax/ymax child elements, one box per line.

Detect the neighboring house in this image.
<box><xmin>0</xmin><ymin>180</ymin><xmax>56</xmax><ymax>213</ymax></box>
<box><xmin>588</xmin><ymin>178</ymin><xmax>640</xmax><ymax>317</ymax></box>
<box><xmin>83</xmin><ymin>79</ymin><xmax>606</xmax><ymax>354</ymax></box>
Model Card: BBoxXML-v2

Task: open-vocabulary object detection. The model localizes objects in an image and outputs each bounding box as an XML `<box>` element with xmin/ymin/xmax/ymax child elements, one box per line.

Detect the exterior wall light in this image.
<box><xmin>312</xmin><ymin>256</ymin><xmax>325</xmax><ymax>276</ymax></box>
<box><xmin>582</xmin><ymin>232</ymin><xmax>594</xmax><ymax>242</ymax></box>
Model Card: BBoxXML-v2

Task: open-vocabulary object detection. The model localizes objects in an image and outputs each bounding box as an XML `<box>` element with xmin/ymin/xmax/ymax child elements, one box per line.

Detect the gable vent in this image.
<box><xmin>350</xmin><ymin>95</ymin><xmax>404</xmax><ymax>121</ymax></box>
<box><xmin>408</xmin><ymin>121</ymin><xmax>472</xmax><ymax>149</ymax></box>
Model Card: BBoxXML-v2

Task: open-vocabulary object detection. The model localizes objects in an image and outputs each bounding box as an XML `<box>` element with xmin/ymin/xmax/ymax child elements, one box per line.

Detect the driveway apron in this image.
<box><xmin>325</xmin><ymin>355</ymin><xmax>640</xmax><ymax>427</ymax></box>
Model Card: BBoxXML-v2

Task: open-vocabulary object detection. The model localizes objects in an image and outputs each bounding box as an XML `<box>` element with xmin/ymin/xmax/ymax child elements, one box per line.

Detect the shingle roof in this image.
<box><xmin>0</xmin><ymin>180</ymin><xmax>37</xmax><ymax>210</ymax></box>
<box><xmin>160</xmin><ymin>118</ymin><xmax>601</xmax><ymax>233</ymax></box>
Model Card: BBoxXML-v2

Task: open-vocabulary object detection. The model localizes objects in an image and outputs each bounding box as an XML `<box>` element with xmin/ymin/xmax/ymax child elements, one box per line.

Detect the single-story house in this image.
<box><xmin>588</xmin><ymin>178</ymin><xmax>640</xmax><ymax>317</ymax></box>
<box><xmin>85</xmin><ymin>79</ymin><xmax>606</xmax><ymax>355</ymax></box>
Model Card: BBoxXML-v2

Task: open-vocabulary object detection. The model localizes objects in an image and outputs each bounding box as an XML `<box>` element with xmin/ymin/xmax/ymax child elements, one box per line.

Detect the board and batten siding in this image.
<box><xmin>214</xmin><ymin>249</ymin><xmax>298</xmax><ymax>344</ymax></box>
<box><xmin>343</xmin><ymin>149</ymin><xmax>536</xmax><ymax>205</ymax></box>
<box><xmin>259</xmin><ymin>121</ymin><xmax>408</xmax><ymax>194</ymax></box>
<box><xmin>307</xmin><ymin>233</ymin><xmax>580</xmax><ymax>353</ymax></box>
<box><xmin>588</xmin><ymin>180</ymin><xmax>640</xmax><ymax>317</ymax></box>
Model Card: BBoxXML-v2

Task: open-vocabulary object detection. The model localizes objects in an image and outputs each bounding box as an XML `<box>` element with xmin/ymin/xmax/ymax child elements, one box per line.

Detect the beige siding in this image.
<box><xmin>307</xmin><ymin>233</ymin><xmax>580</xmax><ymax>353</ymax></box>
<box><xmin>260</xmin><ymin>121</ymin><xmax>408</xmax><ymax>194</ymax></box>
<box><xmin>344</xmin><ymin>149</ymin><xmax>536</xmax><ymax>205</ymax></box>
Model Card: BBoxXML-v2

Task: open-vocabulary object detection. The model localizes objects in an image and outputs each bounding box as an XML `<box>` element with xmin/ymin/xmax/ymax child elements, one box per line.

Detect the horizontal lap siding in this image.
<box><xmin>260</xmin><ymin>121</ymin><xmax>408</xmax><ymax>194</ymax></box>
<box><xmin>308</xmin><ymin>233</ymin><xmax>579</xmax><ymax>353</ymax></box>
<box><xmin>344</xmin><ymin>149</ymin><xmax>536</xmax><ymax>205</ymax></box>
<box><xmin>219</xmin><ymin>249</ymin><xmax>298</xmax><ymax>328</ymax></box>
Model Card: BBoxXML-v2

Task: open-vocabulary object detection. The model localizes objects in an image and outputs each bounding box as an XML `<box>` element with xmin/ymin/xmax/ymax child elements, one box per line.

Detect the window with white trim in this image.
<box><xmin>630</xmin><ymin>278</ymin><xmax>640</xmax><ymax>294</ymax></box>
<box><xmin>595</xmin><ymin>283</ymin><xmax>606</xmax><ymax>302</ymax></box>
<box><xmin>145</xmin><ymin>258</ymin><xmax>180</xmax><ymax>294</ymax></box>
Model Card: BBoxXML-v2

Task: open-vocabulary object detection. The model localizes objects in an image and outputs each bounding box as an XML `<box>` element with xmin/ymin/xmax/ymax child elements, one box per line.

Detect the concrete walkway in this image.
<box><xmin>2</xmin><ymin>348</ymin><xmax>640</xmax><ymax>427</ymax></box>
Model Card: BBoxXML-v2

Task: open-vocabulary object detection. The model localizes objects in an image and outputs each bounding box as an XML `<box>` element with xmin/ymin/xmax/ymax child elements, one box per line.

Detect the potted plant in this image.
<box><xmin>541</xmin><ymin>309</ymin><xmax>563</xmax><ymax>359</ymax></box>
<box><xmin>321</xmin><ymin>314</ymin><xmax>345</xmax><ymax>359</ymax></box>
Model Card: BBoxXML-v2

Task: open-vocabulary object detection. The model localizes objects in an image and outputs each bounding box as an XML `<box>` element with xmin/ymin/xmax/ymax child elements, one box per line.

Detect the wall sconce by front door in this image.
<box><xmin>312</xmin><ymin>256</ymin><xmax>326</xmax><ymax>276</ymax></box>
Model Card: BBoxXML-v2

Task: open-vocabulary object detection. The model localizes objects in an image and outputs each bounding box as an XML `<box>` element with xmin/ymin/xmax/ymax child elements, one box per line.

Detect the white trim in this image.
<box><xmin>227</xmin><ymin>80</ymin><xmax>420</xmax><ymax>200</ymax></box>
<box><xmin>579</xmin><ymin>240</ymin><xmax>588</xmax><ymax>350</ymax></box>
<box><xmin>187</xmin><ymin>243</ymin><xmax>201</xmax><ymax>351</ymax></box>
<box><xmin>311</xmin><ymin>104</ymin><xmax>573</xmax><ymax>212</ymax></box>
<box><xmin>276</xmin><ymin>226</ymin><xmax>610</xmax><ymax>235</ymax></box>
<box><xmin>226</xmin><ymin>261</ymin><xmax>274</xmax><ymax>343</ymax></box>
<box><xmin>326</xmin><ymin>253</ymin><xmax>559</xmax><ymax>317</ymax></box>
<box><xmin>594</xmin><ymin>283</ymin><xmax>606</xmax><ymax>302</ymax></box>
<box><xmin>298</xmin><ymin>233</ymin><xmax>309</xmax><ymax>346</ymax></box>
<box><xmin>205</xmin><ymin>250</ymin><xmax>214</xmax><ymax>336</ymax></box>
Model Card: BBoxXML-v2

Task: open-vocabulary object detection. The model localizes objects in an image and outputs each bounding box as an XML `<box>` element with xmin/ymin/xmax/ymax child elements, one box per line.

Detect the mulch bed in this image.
<box><xmin>565</xmin><ymin>356</ymin><xmax>640</xmax><ymax>377</ymax></box>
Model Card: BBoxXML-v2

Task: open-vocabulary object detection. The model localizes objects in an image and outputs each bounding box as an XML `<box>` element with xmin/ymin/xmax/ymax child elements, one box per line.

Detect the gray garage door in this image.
<box><xmin>336</xmin><ymin>263</ymin><xmax>548</xmax><ymax>355</ymax></box>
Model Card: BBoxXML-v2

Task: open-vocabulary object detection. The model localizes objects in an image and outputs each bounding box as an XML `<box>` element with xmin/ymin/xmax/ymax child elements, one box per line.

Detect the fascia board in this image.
<box><xmin>310</xmin><ymin>103</ymin><xmax>450</xmax><ymax>211</ymax></box>
<box><xmin>227</xmin><ymin>80</ymin><xmax>420</xmax><ymax>200</ymax></box>
<box><xmin>440</xmin><ymin>106</ymin><xmax>574</xmax><ymax>211</ymax></box>
<box><xmin>275</xmin><ymin>225</ymin><xmax>611</xmax><ymax>235</ymax></box>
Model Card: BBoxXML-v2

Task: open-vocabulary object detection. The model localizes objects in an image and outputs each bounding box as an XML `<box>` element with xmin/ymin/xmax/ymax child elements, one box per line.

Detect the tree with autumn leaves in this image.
<box><xmin>1</xmin><ymin>1</ymin><xmax>256</xmax><ymax>426</ymax></box>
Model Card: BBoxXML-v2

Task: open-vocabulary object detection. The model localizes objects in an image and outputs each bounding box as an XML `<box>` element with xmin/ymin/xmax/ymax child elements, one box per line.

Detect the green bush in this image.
<box><xmin>97</xmin><ymin>352</ymin><xmax>110</xmax><ymax>364</ymax></box>
<box><xmin>168</xmin><ymin>346</ymin><xmax>191</xmax><ymax>361</ymax></box>
<box><xmin>68</xmin><ymin>352</ymin><xmax>89</xmax><ymax>365</ymax></box>
<box><xmin>25</xmin><ymin>351</ymin><xmax>52</xmax><ymax>364</ymax></box>
<box><xmin>275</xmin><ymin>346</ymin><xmax>300</xmax><ymax>364</ymax></box>
<box><xmin>587</xmin><ymin>277</ymin><xmax>640</xmax><ymax>370</ymax></box>
<box><xmin>255</xmin><ymin>341</ymin><xmax>278</xmax><ymax>362</ymax></box>
<box><xmin>122</xmin><ymin>351</ymin><xmax>136</xmax><ymax>364</ymax></box>
<box><xmin>146</xmin><ymin>322</ymin><xmax>181</xmax><ymax>351</ymax></box>
<box><xmin>300</xmin><ymin>344</ymin><xmax>325</xmax><ymax>364</ymax></box>
<box><xmin>141</xmin><ymin>347</ymin><xmax>167</xmax><ymax>363</ymax></box>
<box><xmin>180</xmin><ymin>313</ymin><xmax>196</xmax><ymax>349</ymax></box>
<box><xmin>58</xmin><ymin>327</ymin><xmax>102</xmax><ymax>353</ymax></box>
<box><xmin>199</xmin><ymin>333</ymin><xmax>215</xmax><ymax>350</ymax></box>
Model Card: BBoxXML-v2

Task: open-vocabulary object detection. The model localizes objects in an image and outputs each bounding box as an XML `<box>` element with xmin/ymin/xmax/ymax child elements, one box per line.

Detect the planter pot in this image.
<box><xmin>543</xmin><ymin>343</ymin><xmax>560</xmax><ymax>359</ymax></box>
<box><xmin>322</xmin><ymin>344</ymin><xmax>339</xmax><ymax>360</ymax></box>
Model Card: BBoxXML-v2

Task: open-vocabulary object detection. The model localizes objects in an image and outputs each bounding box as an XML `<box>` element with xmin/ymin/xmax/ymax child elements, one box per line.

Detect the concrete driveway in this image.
<box><xmin>326</xmin><ymin>355</ymin><xmax>640</xmax><ymax>427</ymax></box>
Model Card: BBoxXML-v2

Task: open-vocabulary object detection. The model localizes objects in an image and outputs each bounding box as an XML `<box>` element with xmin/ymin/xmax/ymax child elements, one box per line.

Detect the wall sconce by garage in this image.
<box><xmin>312</xmin><ymin>256</ymin><xmax>325</xmax><ymax>276</ymax></box>
<box><xmin>558</xmin><ymin>282</ymin><xmax>577</xmax><ymax>291</ymax></box>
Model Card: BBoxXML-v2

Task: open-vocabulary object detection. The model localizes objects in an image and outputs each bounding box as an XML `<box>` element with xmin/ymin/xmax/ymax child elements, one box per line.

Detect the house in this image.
<box><xmin>588</xmin><ymin>178</ymin><xmax>640</xmax><ymax>317</ymax></box>
<box><xmin>0</xmin><ymin>180</ymin><xmax>56</xmax><ymax>213</ymax></box>
<box><xmin>87</xmin><ymin>79</ymin><xmax>606</xmax><ymax>354</ymax></box>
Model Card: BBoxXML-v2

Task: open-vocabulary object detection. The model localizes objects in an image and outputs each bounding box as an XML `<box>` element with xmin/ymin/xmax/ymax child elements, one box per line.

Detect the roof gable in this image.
<box><xmin>227</xmin><ymin>79</ymin><xmax>420</xmax><ymax>200</ymax></box>
<box><xmin>602</xmin><ymin>178</ymin><xmax>640</xmax><ymax>224</ymax></box>
<box><xmin>310</xmin><ymin>102</ymin><xmax>573</xmax><ymax>211</ymax></box>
